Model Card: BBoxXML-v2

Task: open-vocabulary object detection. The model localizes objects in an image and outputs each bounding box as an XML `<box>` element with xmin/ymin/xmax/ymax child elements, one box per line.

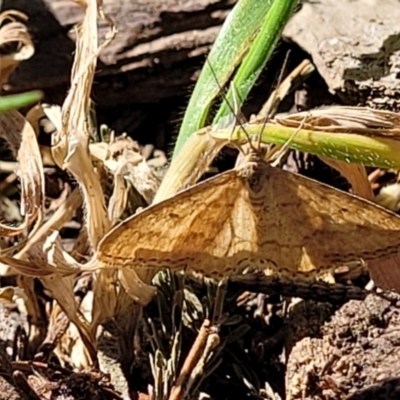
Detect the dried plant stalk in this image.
<box><xmin>0</xmin><ymin>111</ymin><xmax>44</xmax><ymax>237</ymax></box>
<box><xmin>321</xmin><ymin>158</ymin><xmax>374</xmax><ymax>201</ymax></box>
<box><xmin>17</xmin><ymin>188</ymin><xmax>83</xmax><ymax>258</ymax></box>
<box><xmin>51</xmin><ymin>0</ymin><xmax>115</xmax><ymax>247</ymax></box>
<box><xmin>275</xmin><ymin>106</ymin><xmax>400</xmax><ymax>135</ymax></box>
<box><xmin>50</xmin><ymin>0</ymin><xmax>119</xmax><ymax>334</ymax></box>
<box><xmin>154</xmin><ymin>131</ymin><xmax>228</xmax><ymax>203</ymax></box>
<box><xmin>0</xmin><ymin>10</ymin><xmax>34</xmax><ymax>85</ymax></box>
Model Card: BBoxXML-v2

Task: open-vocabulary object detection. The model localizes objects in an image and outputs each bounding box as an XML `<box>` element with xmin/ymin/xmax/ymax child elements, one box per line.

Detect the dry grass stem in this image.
<box><xmin>0</xmin><ymin>110</ymin><xmax>44</xmax><ymax>237</ymax></box>
<box><xmin>276</xmin><ymin>106</ymin><xmax>400</xmax><ymax>135</ymax></box>
<box><xmin>0</xmin><ymin>10</ymin><xmax>34</xmax><ymax>85</ymax></box>
<box><xmin>169</xmin><ymin>319</ymin><xmax>214</xmax><ymax>400</ymax></box>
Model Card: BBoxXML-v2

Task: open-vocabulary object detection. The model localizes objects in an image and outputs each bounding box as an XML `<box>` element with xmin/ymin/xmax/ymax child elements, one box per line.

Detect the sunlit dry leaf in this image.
<box><xmin>0</xmin><ymin>110</ymin><xmax>44</xmax><ymax>238</ymax></box>
<box><xmin>0</xmin><ymin>255</ymin><xmax>54</xmax><ymax>277</ymax></box>
<box><xmin>25</xmin><ymin>104</ymin><xmax>44</xmax><ymax>136</ymax></box>
<box><xmin>17</xmin><ymin>114</ymin><xmax>45</xmax><ymax>226</ymax></box>
<box><xmin>17</xmin><ymin>188</ymin><xmax>83</xmax><ymax>258</ymax></box>
<box><xmin>321</xmin><ymin>157</ymin><xmax>374</xmax><ymax>201</ymax></box>
<box><xmin>70</xmin><ymin>228</ymin><xmax>91</xmax><ymax>262</ymax></box>
<box><xmin>52</xmin><ymin>0</ymin><xmax>116</xmax><ymax>247</ymax></box>
<box><xmin>49</xmin><ymin>0</ymin><xmax>118</xmax><ymax>335</ymax></box>
<box><xmin>47</xmin><ymin>288</ymin><xmax>94</xmax><ymax>370</ymax></box>
<box><xmin>42</xmin><ymin>103</ymin><xmax>62</xmax><ymax>132</ymax></box>
<box><xmin>0</xmin><ymin>188</ymin><xmax>82</xmax><ymax>278</ymax></box>
<box><xmin>0</xmin><ymin>10</ymin><xmax>34</xmax><ymax>85</ymax></box>
<box><xmin>0</xmin><ymin>212</ymin><xmax>94</xmax><ymax>364</ymax></box>
<box><xmin>66</xmin><ymin>292</ymin><xmax>94</xmax><ymax>369</ymax></box>
<box><xmin>116</xmin><ymin>267</ymin><xmax>156</xmax><ymax>305</ymax></box>
<box><xmin>376</xmin><ymin>183</ymin><xmax>400</xmax><ymax>212</ymax></box>
<box><xmin>27</xmin><ymin>231</ymin><xmax>96</xmax><ymax>363</ymax></box>
<box><xmin>154</xmin><ymin>131</ymin><xmax>228</xmax><ymax>203</ymax></box>
<box><xmin>86</xmin><ymin>153</ymin><xmax>400</xmax><ymax>304</ymax></box>
<box><xmin>0</xmin><ymin>230</ymin><xmax>80</xmax><ymax>278</ymax></box>
<box><xmin>275</xmin><ymin>106</ymin><xmax>400</xmax><ymax>136</ymax></box>
<box><xmin>0</xmin><ymin>286</ymin><xmax>25</xmax><ymax>303</ymax></box>
<box><xmin>91</xmin><ymin>270</ymin><xmax>118</xmax><ymax>330</ymax></box>
<box><xmin>90</xmin><ymin>135</ymin><xmax>161</xmax><ymax>207</ymax></box>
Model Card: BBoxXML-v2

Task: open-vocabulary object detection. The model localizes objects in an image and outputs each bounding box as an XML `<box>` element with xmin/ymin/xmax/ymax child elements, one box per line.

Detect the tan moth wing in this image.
<box><xmin>95</xmin><ymin>166</ymin><xmax>255</xmax><ymax>302</ymax></box>
<box><xmin>97</xmin><ymin>159</ymin><xmax>400</xmax><ymax>299</ymax></box>
<box><xmin>254</xmin><ymin>163</ymin><xmax>400</xmax><ymax>274</ymax></box>
<box><xmin>97</xmin><ymin>167</ymin><xmax>258</xmax><ymax>275</ymax></box>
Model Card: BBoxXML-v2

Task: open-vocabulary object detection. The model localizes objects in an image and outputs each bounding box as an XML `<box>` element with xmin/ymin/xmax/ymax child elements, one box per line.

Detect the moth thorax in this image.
<box><xmin>246</xmin><ymin>167</ymin><xmax>267</xmax><ymax>200</ymax></box>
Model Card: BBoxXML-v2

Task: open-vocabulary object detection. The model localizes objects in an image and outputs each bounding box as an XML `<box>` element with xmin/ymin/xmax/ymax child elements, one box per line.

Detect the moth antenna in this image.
<box><xmin>270</xmin><ymin>110</ymin><xmax>310</xmax><ymax>167</ymax></box>
<box><xmin>206</xmin><ymin>58</ymin><xmax>256</xmax><ymax>155</ymax></box>
<box><xmin>230</xmin><ymin>80</ymin><xmax>241</xmax><ymax>141</ymax></box>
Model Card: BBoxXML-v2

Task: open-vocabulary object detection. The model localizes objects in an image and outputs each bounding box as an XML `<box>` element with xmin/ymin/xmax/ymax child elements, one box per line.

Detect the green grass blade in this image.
<box><xmin>173</xmin><ymin>0</ymin><xmax>275</xmax><ymax>158</ymax></box>
<box><xmin>213</xmin><ymin>0</ymin><xmax>298</xmax><ymax>123</ymax></box>
<box><xmin>211</xmin><ymin>123</ymin><xmax>400</xmax><ymax>169</ymax></box>
<box><xmin>0</xmin><ymin>91</ymin><xmax>43</xmax><ymax>113</ymax></box>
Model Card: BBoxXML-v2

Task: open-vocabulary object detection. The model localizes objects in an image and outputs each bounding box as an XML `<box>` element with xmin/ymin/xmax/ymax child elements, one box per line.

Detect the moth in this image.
<box><xmin>92</xmin><ymin>151</ymin><xmax>400</xmax><ymax>304</ymax></box>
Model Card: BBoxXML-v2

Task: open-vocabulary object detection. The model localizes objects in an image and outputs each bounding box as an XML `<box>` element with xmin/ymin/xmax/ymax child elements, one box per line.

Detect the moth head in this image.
<box><xmin>240</xmin><ymin>160</ymin><xmax>269</xmax><ymax>193</ymax></box>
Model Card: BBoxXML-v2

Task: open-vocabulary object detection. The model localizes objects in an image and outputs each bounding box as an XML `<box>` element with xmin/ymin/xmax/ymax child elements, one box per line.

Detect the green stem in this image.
<box><xmin>173</xmin><ymin>0</ymin><xmax>275</xmax><ymax>158</ymax></box>
<box><xmin>214</xmin><ymin>0</ymin><xmax>298</xmax><ymax>122</ymax></box>
<box><xmin>0</xmin><ymin>91</ymin><xmax>42</xmax><ymax>113</ymax></box>
<box><xmin>211</xmin><ymin>123</ymin><xmax>400</xmax><ymax>169</ymax></box>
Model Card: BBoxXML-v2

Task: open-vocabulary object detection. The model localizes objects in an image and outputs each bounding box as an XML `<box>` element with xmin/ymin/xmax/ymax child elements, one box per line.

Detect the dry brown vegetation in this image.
<box><xmin>2</xmin><ymin>1</ymin><xmax>400</xmax><ymax>400</ymax></box>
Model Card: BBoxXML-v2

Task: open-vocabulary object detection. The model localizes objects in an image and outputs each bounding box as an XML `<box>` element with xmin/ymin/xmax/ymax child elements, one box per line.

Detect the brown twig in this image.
<box><xmin>12</xmin><ymin>370</ymin><xmax>41</xmax><ymax>400</ymax></box>
<box><xmin>168</xmin><ymin>319</ymin><xmax>211</xmax><ymax>400</ymax></box>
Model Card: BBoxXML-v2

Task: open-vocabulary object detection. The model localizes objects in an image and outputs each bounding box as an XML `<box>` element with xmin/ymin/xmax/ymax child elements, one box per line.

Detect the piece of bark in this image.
<box><xmin>1</xmin><ymin>0</ymin><xmax>76</xmax><ymax>103</ymax></box>
<box><xmin>3</xmin><ymin>0</ymin><xmax>235</xmax><ymax>106</ymax></box>
<box><xmin>284</xmin><ymin>0</ymin><xmax>400</xmax><ymax>102</ymax></box>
